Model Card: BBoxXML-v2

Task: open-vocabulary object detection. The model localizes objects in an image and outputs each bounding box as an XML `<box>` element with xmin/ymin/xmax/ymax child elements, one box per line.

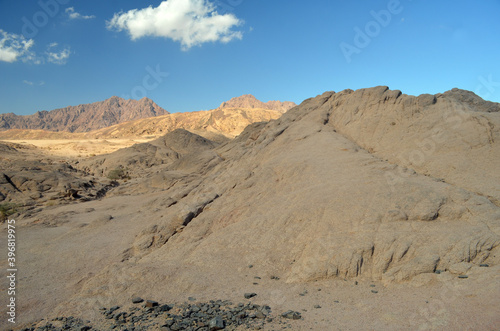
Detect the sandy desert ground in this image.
<box><xmin>0</xmin><ymin>139</ymin><xmax>154</xmax><ymax>157</ymax></box>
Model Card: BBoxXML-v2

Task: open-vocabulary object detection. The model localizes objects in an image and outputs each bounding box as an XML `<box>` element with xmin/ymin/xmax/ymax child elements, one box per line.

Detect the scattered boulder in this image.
<box><xmin>132</xmin><ymin>297</ymin><xmax>144</xmax><ymax>304</ymax></box>
<box><xmin>209</xmin><ymin>316</ymin><xmax>225</xmax><ymax>330</ymax></box>
<box><xmin>145</xmin><ymin>300</ymin><xmax>158</xmax><ymax>308</ymax></box>
<box><xmin>281</xmin><ymin>310</ymin><xmax>301</xmax><ymax>320</ymax></box>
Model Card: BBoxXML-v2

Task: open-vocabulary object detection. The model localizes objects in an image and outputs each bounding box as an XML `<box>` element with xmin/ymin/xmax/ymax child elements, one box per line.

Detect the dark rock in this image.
<box><xmin>145</xmin><ymin>300</ymin><xmax>159</xmax><ymax>308</ymax></box>
<box><xmin>458</xmin><ymin>275</ymin><xmax>469</xmax><ymax>279</ymax></box>
<box><xmin>132</xmin><ymin>297</ymin><xmax>144</xmax><ymax>304</ymax></box>
<box><xmin>314</xmin><ymin>305</ymin><xmax>321</xmax><ymax>309</ymax></box>
<box><xmin>159</xmin><ymin>304</ymin><xmax>172</xmax><ymax>312</ymax></box>
<box><xmin>255</xmin><ymin>311</ymin><xmax>266</xmax><ymax>319</ymax></box>
<box><xmin>281</xmin><ymin>310</ymin><xmax>301</xmax><ymax>320</ymax></box>
<box><xmin>236</xmin><ymin>311</ymin><xmax>247</xmax><ymax>319</ymax></box>
<box><xmin>163</xmin><ymin>318</ymin><xmax>175</xmax><ymax>327</ymax></box>
<box><xmin>244</xmin><ymin>293</ymin><xmax>257</xmax><ymax>299</ymax></box>
<box><xmin>260</xmin><ymin>305</ymin><xmax>271</xmax><ymax>314</ymax></box>
<box><xmin>479</xmin><ymin>264</ymin><xmax>489</xmax><ymax>267</ymax></box>
<box><xmin>170</xmin><ymin>323</ymin><xmax>182</xmax><ymax>331</ymax></box>
<box><xmin>109</xmin><ymin>305</ymin><xmax>120</xmax><ymax>312</ymax></box>
<box><xmin>209</xmin><ymin>316</ymin><xmax>225</xmax><ymax>330</ymax></box>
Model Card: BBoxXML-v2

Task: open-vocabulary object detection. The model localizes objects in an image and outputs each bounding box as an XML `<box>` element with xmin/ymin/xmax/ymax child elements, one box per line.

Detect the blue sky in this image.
<box><xmin>1</xmin><ymin>0</ymin><xmax>499</xmax><ymax>115</ymax></box>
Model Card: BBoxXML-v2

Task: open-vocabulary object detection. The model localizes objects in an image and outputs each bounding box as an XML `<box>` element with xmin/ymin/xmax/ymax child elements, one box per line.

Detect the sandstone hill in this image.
<box><xmin>0</xmin><ymin>96</ymin><xmax>168</xmax><ymax>133</ymax></box>
<box><xmin>1</xmin><ymin>87</ymin><xmax>499</xmax><ymax>330</ymax></box>
<box><xmin>219</xmin><ymin>94</ymin><xmax>296</xmax><ymax>113</ymax></box>
<box><xmin>85</xmin><ymin>106</ymin><xmax>285</xmax><ymax>142</ymax></box>
<box><xmin>77</xmin><ymin>129</ymin><xmax>219</xmax><ymax>179</ymax></box>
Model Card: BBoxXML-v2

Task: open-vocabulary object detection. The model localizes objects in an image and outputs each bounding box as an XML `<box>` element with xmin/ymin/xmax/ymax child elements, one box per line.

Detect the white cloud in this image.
<box><xmin>0</xmin><ymin>29</ymin><xmax>35</xmax><ymax>63</ymax></box>
<box><xmin>66</xmin><ymin>7</ymin><xmax>96</xmax><ymax>20</ymax></box>
<box><xmin>106</xmin><ymin>0</ymin><xmax>243</xmax><ymax>50</ymax></box>
<box><xmin>46</xmin><ymin>44</ymin><xmax>71</xmax><ymax>65</ymax></box>
<box><xmin>0</xmin><ymin>29</ymin><xmax>70</xmax><ymax>65</ymax></box>
<box><xmin>23</xmin><ymin>80</ymin><xmax>45</xmax><ymax>86</ymax></box>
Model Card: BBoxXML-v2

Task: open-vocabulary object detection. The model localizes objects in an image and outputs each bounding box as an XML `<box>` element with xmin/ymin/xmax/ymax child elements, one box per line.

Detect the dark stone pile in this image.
<box><xmin>17</xmin><ymin>298</ymin><xmax>303</xmax><ymax>331</ymax></box>
<box><xmin>18</xmin><ymin>316</ymin><xmax>92</xmax><ymax>331</ymax></box>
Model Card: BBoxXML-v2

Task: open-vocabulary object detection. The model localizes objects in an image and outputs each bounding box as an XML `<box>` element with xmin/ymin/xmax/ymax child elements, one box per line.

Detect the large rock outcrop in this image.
<box><xmin>3</xmin><ymin>87</ymin><xmax>499</xmax><ymax>329</ymax></box>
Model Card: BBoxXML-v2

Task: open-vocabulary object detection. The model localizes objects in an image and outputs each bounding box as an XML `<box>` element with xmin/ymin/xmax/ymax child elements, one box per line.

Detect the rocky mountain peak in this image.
<box><xmin>0</xmin><ymin>97</ymin><xmax>169</xmax><ymax>133</ymax></box>
<box><xmin>219</xmin><ymin>94</ymin><xmax>296</xmax><ymax>113</ymax></box>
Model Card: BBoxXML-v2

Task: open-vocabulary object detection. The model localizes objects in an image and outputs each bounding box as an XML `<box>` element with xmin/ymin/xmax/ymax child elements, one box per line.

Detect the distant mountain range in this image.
<box><xmin>0</xmin><ymin>95</ymin><xmax>296</xmax><ymax>140</ymax></box>
<box><xmin>0</xmin><ymin>97</ymin><xmax>168</xmax><ymax>133</ymax></box>
<box><xmin>0</xmin><ymin>95</ymin><xmax>296</xmax><ymax>134</ymax></box>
